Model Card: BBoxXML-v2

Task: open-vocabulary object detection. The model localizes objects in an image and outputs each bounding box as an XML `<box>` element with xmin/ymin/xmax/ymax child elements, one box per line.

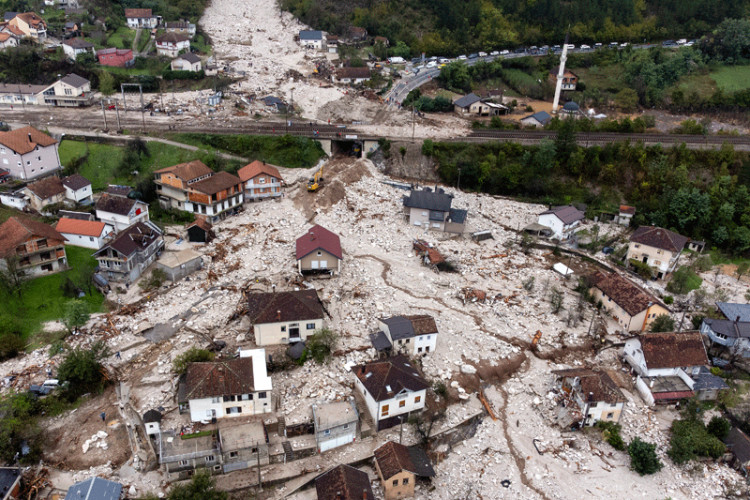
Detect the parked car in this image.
<box><xmin>580</xmin><ymin>44</ymin><xmax>591</xmax><ymax>50</ymax></box>
<box><xmin>594</xmin><ymin>42</ymin><xmax>603</xmax><ymax>48</ymax></box>
<box><xmin>566</xmin><ymin>44</ymin><xmax>575</xmax><ymax>50</ymax></box>
<box><xmin>457</xmin><ymin>54</ymin><xmax>467</xmax><ymax>60</ymax></box>
<box><xmin>438</xmin><ymin>57</ymin><xmax>450</xmax><ymax>64</ymax></box>
<box><xmin>620</xmin><ymin>42</ymin><xmax>629</xmax><ymax>48</ymax></box>
<box><xmin>500</xmin><ymin>49</ymin><xmax>510</xmax><ymax>55</ymax></box>
<box><xmin>490</xmin><ymin>50</ymin><xmax>499</xmax><ymax>56</ymax></box>
<box><xmin>468</xmin><ymin>53</ymin><xmax>478</xmax><ymax>59</ymax></box>
<box><xmin>478</xmin><ymin>51</ymin><xmax>487</xmax><ymax>57</ymax></box>
<box><xmin>602</xmin><ymin>247</ymin><xmax>614</xmax><ymax>255</ymax></box>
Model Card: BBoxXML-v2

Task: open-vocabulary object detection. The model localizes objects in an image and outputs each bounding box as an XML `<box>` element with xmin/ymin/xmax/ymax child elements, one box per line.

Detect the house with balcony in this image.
<box><xmin>370</xmin><ymin>315</ymin><xmax>438</xmax><ymax>357</ymax></box>
<box><xmin>7</xmin><ymin>12</ymin><xmax>46</xmax><ymax>41</ymax></box>
<box><xmin>353</xmin><ymin>356</ymin><xmax>428</xmax><ymax>431</ymax></box>
<box><xmin>154</xmin><ymin>160</ymin><xmax>214</xmax><ymax>210</ymax></box>
<box><xmin>551</xmin><ymin>368</ymin><xmax>626</xmax><ymax>429</ymax></box>
<box><xmin>183</xmin><ymin>171</ymin><xmax>243</xmax><ymax>223</ymax></box>
<box><xmin>158</xmin><ymin>430</ymin><xmax>220</xmax><ymax>480</ymax></box>
<box><xmin>178</xmin><ymin>348</ymin><xmax>272</xmax><ymax>423</ymax></box>
<box><xmin>23</xmin><ymin>176</ymin><xmax>66</xmax><ymax>211</ymax></box>
<box><xmin>245</xmin><ymin>290</ymin><xmax>325</xmax><ymax>346</ymax></box>
<box><xmin>588</xmin><ymin>271</ymin><xmax>671</xmax><ymax>332</ymax></box>
<box><xmin>125</xmin><ymin>8</ymin><xmax>158</xmax><ymax>29</ymax></box>
<box><xmin>95</xmin><ymin>193</ymin><xmax>149</xmax><ymax>232</ymax></box>
<box><xmin>165</xmin><ymin>21</ymin><xmax>196</xmax><ymax>38</ymax></box>
<box><xmin>41</xmin><ymin>74</ymin><xmax>95</xmax><ymax>107</ymax></box>
<box><xmin>374</xmin><ymin>441</ymin><xmax>435</xmax><ymax>500</ymax></box>
<box><xmin>627</xmin><ymin>225</ymin><xmax>688</xmax><ymax>279</ymax></box>
<box><xmin>312</xmin><ymin>399</ymin><xmax>358</xmax><ymax>453</ymax></box>
<box><xmin>156</xmin><ymin>33</ymin><xmax>190</xmax><ymax>57</ymax></box>
<box><xmin>0</xmin><ymin>216</ymin><xmax>67</xmax><ymax>276</ymax></box>
<box><xmin>403</xmin><ymin>187</ymin><xmax>467</xmax><ymax>233</ymax></box>
<box><xmin>623</xmin><ymin>331</ymin><xmax>725</xmax><ymax>405</ymax></box>
<box><xmin>537</xmin><ymin>205</ymin><xmax>585</xmax><ymax>240</ymax></box>
<box><xmin>96</xmin><ymin>47</ymin><xmax>134</xmax><ymax>67</ymax></box>
<box><xmin>93</xmin><ymin>221</ymin><xmax>163</xmax><ymax>282</ymax></box>
<box><xmin>61</xmin><ymin>173</ymin><xmax>93</xmax><ymax>204</ymax></box>
<box><xmin>237</xmin><ymin>160</ymin><xmax>284</xmax><ymax>201</ymax></box>
<box><xmin>0</xmin><ymin>126</ymin><xmax>61</xmax><ymax>180</ymax></box>
<box><xmin>62</xmin><ymin>38</ymin><xmax>94</xmax><ymax>61</ymax></box>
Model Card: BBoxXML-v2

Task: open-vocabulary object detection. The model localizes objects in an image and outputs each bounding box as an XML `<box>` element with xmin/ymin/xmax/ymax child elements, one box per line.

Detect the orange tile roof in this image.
<box><xmin>124</xmin><ymin>8</ymin><xmax>152</xmax><ymax>18</ymax></box>
<box><xmin>154</xmin><ymin>160</ymin><xmax>213</xmax><ymax>182</ymax></box>
<box><xmin>0</xmin><ymin>33</ymin><xmax>10</xmax><ymax>42</ymax></box>
<box><xmin>0</xmin><ymin>216</ymin><xmax>65</xmax><ymax>257</ymax></box>
<box><xmin>0</xmin><ymin>126</ymin><xmax>57</xmax><ymax>155</ymax></box>
<box><xmin>55</xmin><ymin>218</ymin><xmax>107</xmax><ymax>237</ymax></box>
<box><xmin>237</xmin><ymin>160</ymin><xmax>282</xmax><ymax>182</ymax></box>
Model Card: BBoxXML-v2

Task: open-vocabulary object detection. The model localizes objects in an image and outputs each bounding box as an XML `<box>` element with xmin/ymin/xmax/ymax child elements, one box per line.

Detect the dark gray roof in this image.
<box><xmin>692</xmin><ymin>366</ymin><xmax>730</xmax><ymax>392</ymax></box>
<box><xmin>94</xmin><ymin>222</ymin><xmax>162</xmax><ymax>258</ymax></box>
<box><xmin>702</xmin><ymin>318</ymin><xmax>750</xmax><ymax>339</ymax></box>
<box><xmin>3</xmin><ymin>12</ymin><xmax>17</xmax><ymax>22</ymax></box>
<box><xmin>300</xmin><ymin>30</ymin><xmax>323</xmax><ymax>40</ymax></box>
<box><xmin>60</xmin><ymin>73</ymin><xmax>90</xmax><ymax>88</ymax></box>
<box><xmin>369</xmin><ymin>331</ymin><xmax>392</xmax><ymax>351</ymax></box>
<box><xmin>725</xmin><ymin>427</ymin><xmax>750</xmax><ymax>464</ymax></box>
<box><xmin>177</xmin><ymin>52</ymin><xmax>201</xmax><ymax>64</ymax></box>
<box><xmin>523</xmin><ymin>111</ymin><xmax>551</xmax><ymax>125</ymax></box>
<box><xmin>540</xmin><ymin>205</ymin><xmax>585</xmax><ymax>225</ymax></box>
<box><xmin>449</xmin><ymin>208</ymin><xmax>468</xmax><ymax>224</ymax></box>
<box><xmin>403</xmin><ymin>187</ymin><xmax>452</xmax><ymax>212</ymax></box>
<box><xmin>717</xmin><ymin>302</ymin><xmax>750</xmax><ymax>322</ymax></box>
<box><xmin>408</xmin><ymin>446</ymin><xmax>436</xmax><ymax>477</ymax></box>
<box><xmin>95</xmin><ymin>193</ymin><xmax>139</xmax><ymax>215</ymax></box>
<box><xmin>64</xmin><ymin>477</ymin><xmax>122</xmax><ymax>500</ymax></box>
<box><xmin>0</xmin><ymin>467</ymin><xmax>22</xmax><ymax>496</ymax></box>
<box><xmin>454</xmin><ymin>93</ymin><xmax>482</xmax><ymax>108</ymax></box>
<box><xmin>262</xmin><ymin>96</ymin><xmax>284</xmax><ymax>106</ymax></box>
<box><xmin>382</xmin><ymin>317</ymin><xmax>415</xmax><ymax>340</ymax></box>
<box><xmin>62</xmin><ymin>173</ymin><xmax>91</xmax><ymax>191</ymax></box>
<box><xmin>563</xmin><ymin>101</ymin><xmax>580</xmax><ymax>111</ymax></box>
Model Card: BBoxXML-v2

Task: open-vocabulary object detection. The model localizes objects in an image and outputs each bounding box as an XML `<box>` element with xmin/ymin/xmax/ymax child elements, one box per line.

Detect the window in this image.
<box><xmin>606</xmin><ymin>412</ymin><xmax>614</xmax><ymax>419</ymax></box>
<box><xmin>211</xmin><ymin>397</ymin><xmax>221</xmax><ymax>403</ymax></box>
<box><xmin>229</xmin><ymin>451</ymin><xmax>238</xmax><ymax>458</ymax></box>
<box><xmin>323</xmin><ymin>429</ymin><xmax>330</xmax><ymax>435</ymax></box>
<box><xmin>241</xmin><ymin>394</ymin><xmax>250</xmax><ymax>401</ymax></box>
<box><xmin>392</xmin><ymin>480</ymin><xmax>398</xmax><ymax>487</ymax></box>
<box><xmin>89</xmin><ymin>237</ymin><xmax>94</xmax><ymax>241</ymax></box>
<box><xmin>381</xmin><ymin>404</ymin><xmax>389</xmax><ymax>416</ymax></box>
<box><xmin>421</xmin><ymin>211</ymin><xmax>428</xmax><ymax>216</ymax></box>
<box><xmin>258</xmin><ymin>392</ymin><xmax>266</xmax><ymax>399</ymax></box>
<box><xmin>403</xmin><ymin>478</ymin><xmax>409</xmax><ymax>485</ymax></box>
<box><xmin>205</xmin><ymin>455</ymin><xmax>214</xmax><ymax>462</ymax></box>
<box><xmin>343</xmin><ymin>423</ymin><xmax>349</xmax><ymax>429</ymax></box>
<box><xmin>399</xmin><ymin>400</ymin><xmax>406</xmax><ymax>408</ymax></box>
<box><xmin>281</xmin><ymin>326</ymin><xmax>286</xmax><ymax>332</ymax></box>
<box><xmin>259</xmin><ymin>177</ymin><xmax>266</xmax><ymax>184</ymax></box>
<box><xmin>307</xmin><ymin>323</ymin><xmax>316</xmax><ymax>330</ymax></box>
<box><xmin>179</xmin><ymin>460</ymin><xmax>189</xmax><ymax>466</ymax></box>
<box><xmin>417</xmin><ymin>347</ymin><xmax>423</xmax><ymax>353</ymax></box>
<box><xmin>414</xmin><ymin>396</ymin><xmax>421</xmax><ymax>403</ymax></box>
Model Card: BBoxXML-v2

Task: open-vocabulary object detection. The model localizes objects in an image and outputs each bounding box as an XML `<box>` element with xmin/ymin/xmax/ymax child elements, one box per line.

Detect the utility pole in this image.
<box><xmin>677</xmin><ymin>299</ymin><xmax>689</xmax><ymax>333</ymax></box>
<box><xmin>115</xmin><ymin>102</ymin><xmax>121</xmax><ymax>131</ymax></box>
<box><xmin>399</xmin><ymin>415</ymin><xmax>404</xmax><ymax>444</ymax></box>
<box><xmin>140</xmin><ymin>91</ymin><xmax>146</xmax><ymax>132</ymax></box>
<box><xmin>100</xmin><ymin>100</ymin><xmax>108</xmax><ymax>130</ymax></box>
<box><xmin>587</xmin><ymin>309</ymin><xmax>597</xmax><ymax>337</ymax></box>
<box><xmin>411</xmin><ymin>105</ymin><xmax>416</xmax><ymax>142</ymax></box>
<box><xmin>256</xmin><ymin>445</ymin><xmax>262</xmax><ymax>492</ymax></box>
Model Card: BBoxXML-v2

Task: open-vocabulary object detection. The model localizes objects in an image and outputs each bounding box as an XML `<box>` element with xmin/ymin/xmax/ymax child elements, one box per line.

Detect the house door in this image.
<box><xmin>289</xmin><ymin>325</ymin><xmax>300</xmax><ymax>340</ymax></box>
<box><xmin>642</xmin><ymin>256</ymin><xmax>648</xmax><ymax>263</ymax></box>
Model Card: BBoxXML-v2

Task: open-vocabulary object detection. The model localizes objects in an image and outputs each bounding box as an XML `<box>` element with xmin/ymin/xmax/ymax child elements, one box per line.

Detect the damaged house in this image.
<box><xmin>312</xmin><ymin>399</ymin><xmax>358</xmax><ymax>453</ymax></box>
<box><xmin>403</xmin><ymin>187</ymin><xmax>467</xmax><ymax>234</ymax></box>
<box><xmin>627</xmin><ymin>225</ymin><xmax>688</xmax><ymax>279</ymax></box>
<box><xmin>245</xmin><ymin>290</ymin><xmax>325</xmax><ymax>346</ymax></box>
<box><xmin>93</xmin><ymin>221</ymin><xmax>163</xmax><ymax>282</ymax></box>
<box><xmin>551</xmin><ymin>368</ymin><xmax>626</xmax><ymax>429</ymax></box>
<box><xmin>588</xmin><ymin>271</ymin><xmax>671</xmax><ymax>332</ymax></box>
<box><xmin>374</xmin><ymin>440</ymin><xmax>435</xmax><ymax>500</ymax></box>
<box><xmin>295</xmin><ymin>224</ymin><xmax>342</xmax><ymax>276</ymax></box>
<box><xmin>219</xmin><ymin>419</ymin><xmax>270</xmax><ymax>473</ymax></box>
<box><xmin>370</xmin><ymin>315</ymin><xmax>438</xmax><ymax>357</ymax></box>
<box><xmin>315</xmin><ymin>464</ymin><xmax>375</xmax><ymax>500</ymax></box>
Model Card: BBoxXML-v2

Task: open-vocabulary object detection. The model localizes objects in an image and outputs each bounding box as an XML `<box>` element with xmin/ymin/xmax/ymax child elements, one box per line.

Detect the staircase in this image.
<box><xmin>277</xmin><ymin>415</ymin><xmax>286</xmax><ymax>438</ymax></box>
<box><xmin>282</xmin><ymin>441</ymin><xmax>294</xmax><ymax>463</ymax></box>
<box><xmin>352</xmin><ymin>389</ymin><xmax>377</xmax><ymax>436</ymax></box>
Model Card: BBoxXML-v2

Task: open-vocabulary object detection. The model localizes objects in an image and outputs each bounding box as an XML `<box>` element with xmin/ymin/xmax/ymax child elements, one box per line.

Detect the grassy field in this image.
<box><xmin>58</xmin><ymin>140</ymin><xmax>215</xmax><ymax>190</ymax></box>
<box><xmin>710</xmin><ymin>65</ymin><xmax>750</xmax><ymax>92</ymax></box>
<box><xmin>106</xmin><ymin>26</ymin><xmax>135</xmax><ymax>50</ymax></box>
<box><xmin>3</xmin><ymin>246</ymin><xmax>105</xmax><ymax>339</ymax></box>
<box><xmin>573</xmin><ymin>64</ymin><xmax>627</xmax><ymax>94</ymax></box>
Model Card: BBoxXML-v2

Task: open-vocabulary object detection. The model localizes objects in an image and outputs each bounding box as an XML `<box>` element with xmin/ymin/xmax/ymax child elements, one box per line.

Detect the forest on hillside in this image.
<box><xmin>280</xmin><ymin>0</ymin><xmax>748</xmax><ymax>55</ymax></box>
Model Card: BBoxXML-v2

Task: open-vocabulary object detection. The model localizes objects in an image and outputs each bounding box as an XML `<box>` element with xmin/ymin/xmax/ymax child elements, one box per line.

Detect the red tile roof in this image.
<box><xmin>15</xmin><ymin>12</ymin><xmax>45</xmax><ymax>28</ymax></box>
<box><xmin>185</xmin><ymin>357</ymin><xmax>255</xmax><ymax>400</ymax></box>
<box><xmin>124</xmin><ymin>8</ymin><xmax>152</xmax><ymax>18</ymax></box>
<box><xmin>619</xmin><ymin>205</ymin><xmax>636</xmax><ymax>215</ymax></box>
<box><xmin>55</xmin><ymin>218</ymin><xmax>107</xmax><ymax>237</ymax></box>
<box><xmin>296</xmin><ymin>225</ymin><xmax>342</xmax><ymax>260</ymax></box>
<box><xmin>189</xmin><ymin>171</ymin><xmax>242</xmax><ymax>195</ymax></box>
<box><xmin>374</xmin><ymin>441</ymin><xmax>435</xmax><ymax>480</ymax></box>
<box><xmin>589</xmin><ymin>271</ymin><xmax>666</xmax><ymax>317</ymax></box>
<box><xmin>0</xmin><ymin>216</ymin><xmax>65</xmax><ymax>257</ymax></box>
<box><xmin>639</xmin><ymin>331</ymin><xmax>708</xmax><ymax>369</ymax></box>
<box><xmin>154</xmin><ymin>160</ymin><xmax>213</xmax><ymax>182</ymax></box>
<box><xmin>630</xmin><ymin>226</ymin><xmax>688</xmax><ymax>253</ymax></box>
<box><xmin>246</xmin><ymin>289</ymin><xmax>324</xmax><ymax>324</ymax></box>
<box><xmin>0</xmin><ymin>126</ymin><xmax>57</xmax><ymax>155</ymax></box>
<box><xmin>237</xmin><ymin>160</ymin><xmax>282</xmax><ymax>183</ymax></box>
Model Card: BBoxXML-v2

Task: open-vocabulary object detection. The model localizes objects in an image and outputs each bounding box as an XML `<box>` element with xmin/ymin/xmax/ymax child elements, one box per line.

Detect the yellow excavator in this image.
<box><xmin>307</xmin><ymin>165</ymin><xmax>324</xmax><ymax>192</ymax></box>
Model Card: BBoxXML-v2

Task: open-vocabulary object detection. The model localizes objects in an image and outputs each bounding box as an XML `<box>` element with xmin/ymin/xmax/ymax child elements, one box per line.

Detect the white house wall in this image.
<box><xmin>537</xmin><ymin>213</ymin><xmax>565</xmax><ymax>240</ymax></box>
<box><xmin>377</xmin><ymin>389</ymin><xmax>426</xmax><ymax>421</ymax></box>
<box><xmin>0</xmin><ymin>143</ymin><xmax>61</xmax><ymax>180</ymax></box>
<box><xmin>60</xmin><ymin>230</ymin><xmax>111</xmax><ymax>249</ymax></box>
<box><xmin>188</xmin><ymin>393</ymin><xmax>271</xmax><ymax>422</ymax></box>
<box><xmin>253</xmin><ymin>318</ymin><xmax>323</xmax><ymax>346</ymax></box>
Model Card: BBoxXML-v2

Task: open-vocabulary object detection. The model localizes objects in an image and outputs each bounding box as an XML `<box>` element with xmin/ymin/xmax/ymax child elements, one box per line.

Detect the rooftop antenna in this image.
<box><xmin>552</xmin><ymin>30</ymin><xmax>570</xmax><ymax>115</ymax></box>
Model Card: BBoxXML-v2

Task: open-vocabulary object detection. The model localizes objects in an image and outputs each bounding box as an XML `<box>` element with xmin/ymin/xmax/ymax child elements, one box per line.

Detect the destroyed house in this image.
<box><xmin>0</xmin><ymin>216</ymin><xmax>67</xmax><ymax>276</ymax></box>
<box><xmin>374</xmin><ymin>441</ymin><xmax>435</xmax><ymax>500</ymax></box>
<box><xmin>371</xmin><ymin>315</ymin><xmax>438</xmax><ymax>356</ymax></box>
<box><xmin>0</xmin><ymin>467</ymin><xmax>22</xmax><ymax>500</ymax></box>
<box><xmin>295</xmin><ymin>224</ymin><xmax>342</xmax><ymax>275</ymax></box>
<box><xmin>315</xmin><ymin>464</ymin><xmax>374</xmax><ymax>500</ymax></box>
<box><xmin>245</xmin><ymin>290</ymin><xmax>324</xmax><ymax>346</ymax></box>
<box><xmin>219</xmin><ymin>419</ymin><xmax>270</xmax><ymax>473</ymax></box>
<box><xmin>588</xmin><ymin>271</ymin><xmax>670</xmax><ymax>332</ymax></box>
<box><xmin>552</xmin><ymin>368</ymin><xmax>626</xmax><ymax>428</ymax></box>
<box><xmin>701</xmin><ymin>317</ymin><xmax>750</xmax><ymax>357</ymax></box>
<box><xmin>312</xmin><ymin>399</ymin><xmax>358</xmax><ymax>453</ymax></box>
<box><xmin>403</xmin><ymin>187</ymin><xmax>467</xmax><ymax>233</ymax></box>
<box><xmin>93</xmin><ymin>221</ymin><xmax>163</xmax><ymax>283</ymax></box>
<box><xmin>159</xmin><ymin>430</ymin><xmax>220</xmax><ymax>480</ymax></box>
<box><xmin>237</xmin><ymin>160</ymin><xmax>284</xmax><ymax>201</ymax></box>
<box><xmin>724</xmin><ymin>427</ymin><xmax>750</xmax><ymax>476</ymax></box>
<box><xmin>353</xmin><ymin>356</ymin><xmax>428</xmax><ymax>431</ymax></box>
<box><xmin>180</xmin><ymin>349</ymin><xmax>272</xmax><ymax>422</ymax></box>
<box><xmin>95</xmin><ymin>194</ymin><xmax>149</xmax><ymax>232</ymax></box>
<box><xmin>23</xmin><ymin>175</ymin><xmax>65</xmax><ymax>211</ymax></box>
<box><xmin>627</xmin><ymin>225</ymin><xmax>688</xmax><ymax>279</ymax></box>
<box><xmin>623</xmin><ymin>331</ymin><xmax>719</xmax><ymax>405</ymax></box>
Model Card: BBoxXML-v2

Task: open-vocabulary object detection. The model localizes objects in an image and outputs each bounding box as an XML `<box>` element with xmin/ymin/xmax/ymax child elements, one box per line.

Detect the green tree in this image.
<box><xmin>614</xmin><ymin>88</ymin><xmax>639</xmax><ymax>112</ymax></box>
<box><xmin>555</xmin><ymin>117</ymin><xmax>578</xmax><ymax>168</ymax></box>
<box><xmin>62</xmin><ymin>300</ymin><xmax>90</xmax><ymax>334</ymax></box>
<box><xmin>168</xmin><ymin>470</ymin><xmax>227</xmax><ymax>500</ymax></box>
<box><xmin>57</xmin><ymin>341</ymin><xmax>110</xmax><ymax>399</ymax></box>
<box><xmin>650</xmin><ymin>314</ymin><xmax>675</xmax><ymax>332</ymax></box>
<box><xmin>666</xmin><ymin>266</ymin><xmax>702</xmax><ymax>295</ymax></box>
<box><xmin>303</xmin><ymin>328</ymin><xmax>339</xmax><ymax>364</ymax></box>
<box><xmin>707</xmin><ymin>416</ymin><xmax>730</xmax><ymax>440</ymax></box>
<box><xmin>173</xmin><ymin>347</ymin><xmax>215</xmax><ymax>375</ymax></box>
<box><xmin>438</xmin><ymin>61</ymin><xmax>471</xmax><ymax>93</ymax></box>
<box><xmin>713</xmin><ymin>18</ymin><xmax>750</xmax><ymax>62</ymax></box>
<box><xmin>389</xmin><ymin>41</ymin><xmax>410</xmax><ymax>59</ymax></box>
<box><xmin>737</xmin><ymin>262</ymin><xmax>750</xmax><ymax>281</ymax></box>
<box><xmin>628</xmin><ymin>437</ymin><xmax>662</xmax><ymax>475</ymax></box>
<box><xmin>0</xmin><ymin>255</ymin><xmax>27</xmax><ymax>298</ymax></box>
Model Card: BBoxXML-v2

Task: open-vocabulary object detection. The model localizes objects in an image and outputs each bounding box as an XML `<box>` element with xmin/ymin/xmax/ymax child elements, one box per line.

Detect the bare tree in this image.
<box><xmin>0</xmin><ymin>256</ymin><xmax>26</xmax><ymax>298</ymax></box>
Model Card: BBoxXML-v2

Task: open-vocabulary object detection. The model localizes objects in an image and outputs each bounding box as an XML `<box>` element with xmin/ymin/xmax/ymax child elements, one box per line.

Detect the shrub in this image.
<box><xmin>162</xmin><ymin>69</ymin><xmax>206</xmax><ymax>80</ymax></box>
<box><xmin>668</xmin><ymin>418</ymin><xmax>726</xmax><ymax>464</ymax></box>
<box><xmin>667</xmin><ymin>267</ymin><xmax>702</xmax><ymax>295</ymax></box>
<box><xmin>57</xmin><ymin>340</ymin><xmax>110</xmax><ymax>399</ymax></box>
<box><xmin>629</xmin><ymin>259</ymin><xmax>654</xmax><ymax>279</ymax></box>
<box><xmin>663</xmin><ymin>295</ymin><xmax>674</xmax><ymax>305</ymax></box>
<box><xmin>707</xmin><ymin>416</ymin><xmax>731</xmax><ymax>440</ymax></box>
<box><xmin>597</xmin><ymin>421</ymin><xmax>626</xmax><ymax>451</ymax></box>
<box><xmin>628</xmin><ymin>437</ymin><xmax>663</xmax><ymax>475</ymax></box>
<box><xmin>303</xmin><ymin>328</ymin><xmax>339</xmax><ymax>364</ymax></box>
<box><xmin>173</xmin><ymin>348</ymin><xmax>215</xmax><ymax>375</ymax></box>
<box><xmin>140</xmin><ymin>269</ymin><xmax>168</xmax><ymax>290</ymax></box>
<box><xmin>650</xmin><ymin>314</ymin><xmax>676</xmax><ymax>332</ymax></box>
<box><xmin>62</xmin><ymin>299</ymin><xmax>90</xmax><ymax>334</ymax></box>
<box><xmin>434</xmin><ymin>381</ymin><xmax>448</xmax><ymax>397</ymax></box>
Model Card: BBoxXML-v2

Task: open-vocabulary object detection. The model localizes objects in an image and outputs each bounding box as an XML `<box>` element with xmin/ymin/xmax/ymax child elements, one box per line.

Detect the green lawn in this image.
<box><xmin>58</xmin><ymin>140</ymin><xmax>215</xmax><ymax>190</ymax></box>
<box><xmin>573</xmin><ymin>64</ymin><xmax>626</xmax><ymax>94</ymax></box>
<box><xmin>675</xmin><ymin>72</ymin><xmax>718</xmax><ymax>95</ymax></box>
<box><xmin>3</xmin><ymin>246</ymin><xmax>105</xmax><ymax>339</ymax></box>
<box><xmin>710</xmin><ymin>65</ymin><xmax>750</xmax><ymax>92</ymax></box>
<box><xmin>107</xmin><ymin>26</ymin><xmax>135</xmax><ymax>50</ymax></box>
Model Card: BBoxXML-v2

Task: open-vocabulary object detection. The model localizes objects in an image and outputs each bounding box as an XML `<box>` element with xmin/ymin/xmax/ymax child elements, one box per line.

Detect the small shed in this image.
<box><xmin>186</xmin><ymin>219</ymin><xmax>215</xmax><ymax>243</ymax></box>
<box><xmin>156</xmin><ymin>249</ymin><xmax>203</xmax><ymax>281</ymax></box>
<box><xmin>687</xmin><ymin>239</ymin><xmax>706</xmax><ymax>253</ymax></box>
<box><xmin>143</xmin><ymin>409</ymin><xmax>162</xmax><ymax>435</ymax></box>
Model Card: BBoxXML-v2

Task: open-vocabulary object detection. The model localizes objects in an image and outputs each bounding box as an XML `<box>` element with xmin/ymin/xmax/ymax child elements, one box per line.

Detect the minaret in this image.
<box><xmin>552</xmin><ymin>33</ymin><xmax>569</xmax><ymax>115</ymax></box>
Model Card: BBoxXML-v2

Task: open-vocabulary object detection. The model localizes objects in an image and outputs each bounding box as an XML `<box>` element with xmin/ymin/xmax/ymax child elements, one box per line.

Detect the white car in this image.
<box><xmin>594</xmin><ymin>42</ymin><xmax>603</xmax><ymax>48</ymax></box>
<box><xmin>438</xmin><ymin>58</ymin><xmax>450</xmax><ymax>64</ymax></box>
<box><xmin>457</xmin><ymin>55</ymin><xmax>467</xmax><ymax>60</ymax></box>
<box><xmin>478</xmin><ymin>51</ymin><xmax>488</xmax><ymax>57</ymax></box>
<box><xmin>620</xmin><ymin>42</ymin><xmax>629</xmax><ymax>48</ymax></box>
<box><xmin>500</xmin><ymin>49</ymin><xmax>509</xmax><ymax>55</ymax></box>
<box><xmin>490</xmin><ymin>50</ymin><xmax>499</xmax><ymax>56</ymax></box>
<box><xmin>566</xmin><ymin>44</ymin><xmax>575</xmax><ymax>50</ymax></box>
<box><xmin>426</xmin><ymin>61</ymin><xmax>437</xmax><ymax>68</ymax></box>
<box><xmin>580</xmin><ymin>44</ymin><xmax>591</xmax><ymax>50</ymax></box>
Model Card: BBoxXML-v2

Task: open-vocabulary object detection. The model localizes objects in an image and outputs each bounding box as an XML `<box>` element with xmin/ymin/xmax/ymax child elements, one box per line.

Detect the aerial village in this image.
<box><xmin>0</xmin><ymin>1</ymin><xmax>750</xmax><ymax>500</ymax></box>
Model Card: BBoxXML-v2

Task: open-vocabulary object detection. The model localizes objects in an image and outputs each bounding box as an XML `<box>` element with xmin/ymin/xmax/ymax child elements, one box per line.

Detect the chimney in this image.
<box><xmin>28</xmin><ymin>133</ymin><xmax>32</xmax><ymax>143</ymax></box>
<box><xmin>276</xmin><ymin>310</ymin><xmax>281</xmax><ymax>321</ymax></box>
<box><xmin>587</xmin><ymin>392</ymin><xmax>593</xmax><ymax>402</ymax></box>
<box><xmin>363</xmin><ymin>491</ymin><xmax>368</xmax><ymax>500</ymax></box>
<box><xmin>736</xmin><ymin>316</ymin><xmax>741</xmax><ymax>324</ymax></box>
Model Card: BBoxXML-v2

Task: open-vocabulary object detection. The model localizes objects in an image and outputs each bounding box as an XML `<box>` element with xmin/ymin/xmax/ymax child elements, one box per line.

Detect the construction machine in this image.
<box><xmin>307</xmin><ymin>165</ymin><xmax>324</xmax><ymax>192</ymax></box>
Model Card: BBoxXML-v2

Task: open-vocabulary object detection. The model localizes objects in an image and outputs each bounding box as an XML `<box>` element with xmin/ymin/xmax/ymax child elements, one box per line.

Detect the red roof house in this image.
<box><xmin>295</xmin><ymin>225</ymin><xmax>342</xmax><ymax>275</ymax></box>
